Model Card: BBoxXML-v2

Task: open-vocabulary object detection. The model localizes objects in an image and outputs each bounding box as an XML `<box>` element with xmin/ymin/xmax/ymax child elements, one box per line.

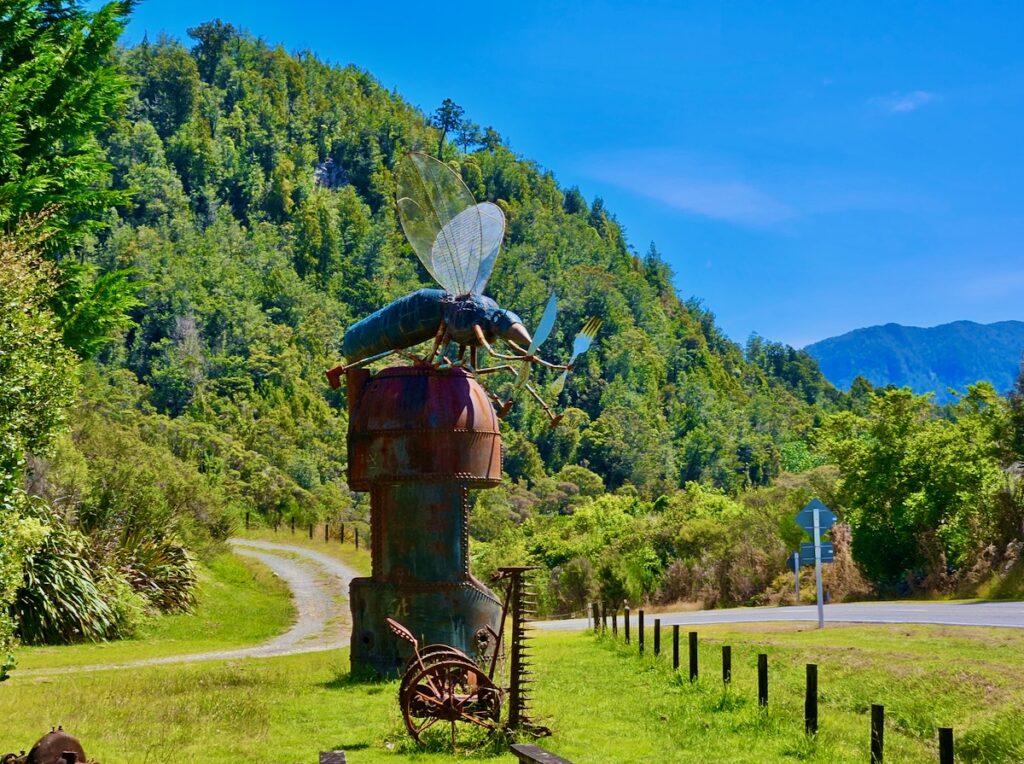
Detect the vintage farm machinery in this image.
<box><xmin>387</xmin><ymin>566</ymin><xmax>549</xmax><ymax>748</ymax></box>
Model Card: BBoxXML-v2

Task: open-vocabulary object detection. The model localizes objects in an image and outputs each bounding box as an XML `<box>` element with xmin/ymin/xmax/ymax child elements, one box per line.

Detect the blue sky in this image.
<box><xmin>111</xmin><ymin>1</ymin><xmax>1024</xmax><ymax>347</ymax></box>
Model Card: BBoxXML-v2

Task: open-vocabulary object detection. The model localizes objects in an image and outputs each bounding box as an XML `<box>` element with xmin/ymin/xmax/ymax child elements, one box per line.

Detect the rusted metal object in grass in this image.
<box><xmin>390</xmin><ymin>566</ymin><xmax>548</xmax><ymax>750</ymax></box>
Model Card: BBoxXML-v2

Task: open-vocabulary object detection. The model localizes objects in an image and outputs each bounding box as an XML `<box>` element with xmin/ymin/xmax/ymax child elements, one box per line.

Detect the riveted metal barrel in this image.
<box><xmin>347</xmin><ymin>365</ymin><xmax>502</xmax><ymax>491</ymax></box>
<box><xmin>346</xmin><ymin>365</ymin><xmax>503</xmax><ymax>677</ymax></box>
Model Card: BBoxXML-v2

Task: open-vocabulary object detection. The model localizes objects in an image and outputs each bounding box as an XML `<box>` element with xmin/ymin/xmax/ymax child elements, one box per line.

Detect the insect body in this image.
<box><xmin>341</xmin><ymin>288</ymin><xmax>529</xmax><ymax>364</ymax></box>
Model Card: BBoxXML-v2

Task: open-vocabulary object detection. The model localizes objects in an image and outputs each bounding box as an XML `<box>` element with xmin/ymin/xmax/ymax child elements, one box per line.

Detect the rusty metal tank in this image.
<box><xmin>346</xmin><ymin>365</ymin><xmax>503</xmax><ymax>676</ymax></box>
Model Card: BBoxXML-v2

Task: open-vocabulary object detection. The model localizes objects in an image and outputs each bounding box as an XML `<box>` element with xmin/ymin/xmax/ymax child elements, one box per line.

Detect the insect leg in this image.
<box><xmin>324</xmin><ymin>349</ymin><xmax>398</xmax><ymax>387</ymax></box>
<box><xmin>472</xmin><ymin>325</ymin><xmax>523</xmax><ymax>361</ymax></box>
<box><xmin>475</xmin><ymin>364</ymin><xmax>519</xmax><ymax>376</ymax></box>
<box><xmin>525</xmin><ymin>381</ymin><xmax>564</xmax><ymax>428</ymax></box>
<box><xmin>423</xmin><ymin>322</ymin><xmax>447</xmax><ymax>365</ymax></box>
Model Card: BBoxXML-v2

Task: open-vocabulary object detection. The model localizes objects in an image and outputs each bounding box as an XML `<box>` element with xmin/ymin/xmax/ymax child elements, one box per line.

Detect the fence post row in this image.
<box><xmin>805</xmin><ymin>664</ymin><xmax>818</xmax><ymax>735</ymax></box>
<box><xmin>604</xmin><ymin>621</ymin><xmax>958</xmax><ymax>764</ymax></box>
<box><xmin>757</xmin><ymin>653</ymin><xmax>768</xmax><ymax>707</ymax></box>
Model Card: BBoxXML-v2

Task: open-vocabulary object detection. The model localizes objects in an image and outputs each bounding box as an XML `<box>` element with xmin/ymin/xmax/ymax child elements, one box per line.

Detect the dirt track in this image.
<box><xmin>19</xmin><ymin>538</ymin><xmax>358</xmax><ymax>676</ymax></box>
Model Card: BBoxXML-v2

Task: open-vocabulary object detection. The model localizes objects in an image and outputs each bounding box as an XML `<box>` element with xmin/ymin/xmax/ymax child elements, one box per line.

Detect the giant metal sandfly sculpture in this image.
<box><xmin>327</xmin><ymin>152</ymin><xmax>601</xmax><ymax>424</ymax></box>
<box><xmin>326</xmin><ymin>153</ymin><xmax>600</xmax><ymax>748</ymax></box>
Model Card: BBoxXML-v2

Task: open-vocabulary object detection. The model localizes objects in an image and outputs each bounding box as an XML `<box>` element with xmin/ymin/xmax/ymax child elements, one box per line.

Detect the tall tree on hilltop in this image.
<box><xmin>431</xmin><ymin>98</ymin><xmax>465</xmax><ymax>159</ymax></box>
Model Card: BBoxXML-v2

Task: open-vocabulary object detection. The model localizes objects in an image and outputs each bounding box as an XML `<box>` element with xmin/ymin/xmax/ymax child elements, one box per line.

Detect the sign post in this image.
<box><xmin>792</xmin><ymin>551</ymin><xmax>800</xmax><ymax>604</ymax></box>
<box><xmin>793</xmin><ymin>499</ymin><xmax>836</xmax><ymax>629</ymax></box>
<box><xmin>813</xmin><ymin>506</ymin><xmax>824</xmax><ymax>628</ymax></box>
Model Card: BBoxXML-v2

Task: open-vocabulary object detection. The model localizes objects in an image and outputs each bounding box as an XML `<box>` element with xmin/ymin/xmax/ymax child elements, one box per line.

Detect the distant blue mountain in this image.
<box><xmin>804</xmin><ymin>320</ymin><xmax>1024</xmax><ymax>404</ymax></box>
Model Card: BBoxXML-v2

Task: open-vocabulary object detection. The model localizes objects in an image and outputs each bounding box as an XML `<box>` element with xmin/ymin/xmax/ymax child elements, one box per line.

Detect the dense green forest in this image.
<box><xmin>2</xmin><ymin>1</ymin><xmax>1023</xmax><ymax>667</ymax></box>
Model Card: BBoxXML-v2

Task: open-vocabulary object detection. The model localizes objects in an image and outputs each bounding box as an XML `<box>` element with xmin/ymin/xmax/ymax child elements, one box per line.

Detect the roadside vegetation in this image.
<box><xmin>13</xmin><ymin>551</ymin><xmax>293</xmax><ymax>670</ymax></box>
<box><xmin>3</xmin><ymin>624</ymin><xmax>1023</xmax><ymax>762</ymax></box>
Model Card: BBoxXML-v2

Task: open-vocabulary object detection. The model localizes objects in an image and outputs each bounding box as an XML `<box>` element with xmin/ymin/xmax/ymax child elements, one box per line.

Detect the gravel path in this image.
<box><xmin>19</xmin><ymin>538</ymin><xmax>359</xmax><ymax>676</ymax></box>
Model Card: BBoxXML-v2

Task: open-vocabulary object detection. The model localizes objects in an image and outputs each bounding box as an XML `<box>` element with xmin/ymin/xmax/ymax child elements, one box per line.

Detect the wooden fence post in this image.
<box><xmin>871</xmin><ymin>704</ymin><xmax>884</xmax><ymax>763</ymax></box>
<box><xmin>722</xmin><ymin>645</ymin><xmax>731</xmax><ymax>684</ymax></box>
<box><xmin>291</xmin><ymin>517</ymin><xmax>295</xmax><ymax>534</ymax></box>
<box><xmin>245</xmin><ymin>511</ymin><xmax>250</xmax><ymax>530</ymax></box>
<box><xmin>325</xmin><ymin>523</ymin><xmax>329</xmax><ymax>542</ymax></box>
<box><xmin>592</xmin><ymin>602</ymin><xmax>600</xmax><ymax>633</ymax></box>
<box><xmin>757</xmin><ymin>654</ymin><xmax>768</xmax><ymax>706</ymax></box>
<box><xmin>624</xmin><ymin>606</ymin><xmax>630</xmax><ymax>644</ymax></box>
<box><xmin>672</xmin><ymin>625</ymin><xmax>680</xmax><ymax>670</ymax></box>
<box><xmin>355</xmin><ymin>528</ymin><xmax>359</xmax><ymax>549</ymax></box>
<box><xmin>309</xmin><ymin>523</ymin><xmax>314</xmax><ymax>539</ymax></box>
<box><xmin>638</xmin><ymin>609</ymin><xmax>645</xmax><ymax>655</ymax></box>
<box><xmin>689</xmin><ymin>631</ymin><xmax>698</xmax><ymax>682</ymax></box>
<box><xmin>601</xmin><ymin>603</ymin><xmax>608</xmax><ymax>632</ymax></box>
<box><xmin>612</xmin><ymin>610</ymin><xmax>618</xmax><ymax>637</ymax></box>
<box><xmin>653</xmin><ymin>619</ymin><xmax>661</xmax><ymax>656</ymax></box>
<box><xmin>339</xmin><ymin>523</ymin><xmax>344</xmax><ymax>543</ymax></box>
<box><xmin>938</xmin><ymin>728</ymin><xmax>953</xmax><ymax>764</ymax></box>
<box><xmin>805</xmin><ymin>664</ymin><xmax>818</xmax><ymax>734</ymax></box>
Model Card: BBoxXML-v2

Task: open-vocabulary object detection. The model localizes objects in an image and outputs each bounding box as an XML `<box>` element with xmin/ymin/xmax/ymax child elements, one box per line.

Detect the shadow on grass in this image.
<box><xmin>320</xmin><ymin>665</ymin><xmax>396</xmax><ymax>690</ymax></box>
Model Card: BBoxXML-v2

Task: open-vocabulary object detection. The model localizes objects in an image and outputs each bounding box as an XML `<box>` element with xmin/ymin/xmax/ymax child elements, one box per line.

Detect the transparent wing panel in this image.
<box><xmin>396</xmin><ymin>153</ymin><xmax>479</xmax><ymax>295</ymax></box>
<box><xmin>470</xmin><ymin>202</ymin><xmax>505</xmax><ymax>295</ymax></box>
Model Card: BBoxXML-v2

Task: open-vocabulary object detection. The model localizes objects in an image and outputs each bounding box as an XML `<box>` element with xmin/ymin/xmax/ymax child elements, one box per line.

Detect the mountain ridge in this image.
<box><xmin>804</xmin><ymin>319</ymin><xmax>1024</xmax><ymax>403</ymax></box>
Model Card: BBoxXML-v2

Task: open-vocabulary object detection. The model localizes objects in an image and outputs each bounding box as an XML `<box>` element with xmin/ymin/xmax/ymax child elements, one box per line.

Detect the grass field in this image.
<box><xmin>11</xmin><ymin>549</ymin><xmax>294</xmax><ymax>671</ymax></box>
<box><xmin>4</xmin><ymin>619</ymin><xmax>1024</xmax><ymax>762</ymax></box>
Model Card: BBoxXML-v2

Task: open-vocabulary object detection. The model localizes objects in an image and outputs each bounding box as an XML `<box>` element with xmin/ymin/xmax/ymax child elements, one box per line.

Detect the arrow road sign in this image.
<box><xmin>800</xmin><ymin>542</ymin><xmax>834</xmax><ymax>566</ymax></box>
<box><xmin>794</xmin><ymin>499</ymin><xmax>836</xmax><ymax>535</ymax></box>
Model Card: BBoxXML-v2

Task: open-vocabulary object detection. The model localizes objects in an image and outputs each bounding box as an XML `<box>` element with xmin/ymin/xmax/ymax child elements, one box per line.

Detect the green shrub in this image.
<box><xmin>97</xmin><ymin>571</ymin><xmax>152</xmax><ymax>638</ymax></box>
<box><xmin>14</xmin><ymin>521</ymin><xmax>114</xmax><ymax>644</ymax></box>
<box><xmin>116</xmin><ymin>536</ymin><xmax>197</xmax><ymax>612</ymax></box>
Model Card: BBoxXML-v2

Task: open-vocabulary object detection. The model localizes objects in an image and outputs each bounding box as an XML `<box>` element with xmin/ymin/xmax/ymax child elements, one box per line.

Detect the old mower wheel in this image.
<box><xmin>400</xmin><ymin>657</ymin><xmax>503</xmax><ymax>749</ymax></box>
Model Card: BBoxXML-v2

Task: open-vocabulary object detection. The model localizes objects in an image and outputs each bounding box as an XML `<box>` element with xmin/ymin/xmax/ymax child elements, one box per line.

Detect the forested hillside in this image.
<box><xmin>3</xmin><ymin>3</ymin><xmax>1024</xmax><ymax>660</ymax></box>
<box><xmin>806</xmin><ymin>320</ymin><xmax>1024</xmax><ymax>404</ymax></box>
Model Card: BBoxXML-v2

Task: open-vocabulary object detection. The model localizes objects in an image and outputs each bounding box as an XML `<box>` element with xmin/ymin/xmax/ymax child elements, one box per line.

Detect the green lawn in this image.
<box><xmin>11</xmin><ymin>550</ymin><xmax>294</xmax><ymax>671</ymax></box>
<box><xmin>3</xmin><ymin>622</ymin><xmax>1023</xmax><ymax>762</ymax></box>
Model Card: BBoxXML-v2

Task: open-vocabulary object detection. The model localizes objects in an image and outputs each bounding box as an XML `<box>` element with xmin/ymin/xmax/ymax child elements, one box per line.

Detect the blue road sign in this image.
<box><xmin>794</xmin><ymin>499</ymin><xmax>836</xmax><ymax>534</ymax></box>
<box><xmin>800</xmin><ymin>542</ymin><xmax>834</xmax><ymax>565</ymax></box>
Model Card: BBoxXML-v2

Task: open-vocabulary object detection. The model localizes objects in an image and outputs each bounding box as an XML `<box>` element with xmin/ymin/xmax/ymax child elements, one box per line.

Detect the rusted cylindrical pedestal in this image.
<box><xmin>347</xmin><ymin>365</ymin><xmax>503</xmax><ymax>677</ymax></box>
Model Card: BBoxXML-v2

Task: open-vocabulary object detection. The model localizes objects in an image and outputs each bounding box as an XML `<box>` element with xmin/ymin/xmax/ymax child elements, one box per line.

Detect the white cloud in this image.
<box><xmin>870</xmin><ymin>90</ymin><xmax>936</xmax><ymax>114</ymax></box>
<box><xmin>583</xmin><ymin>150</ymin><xmax>793</xmax><ymax>227</ymax></box>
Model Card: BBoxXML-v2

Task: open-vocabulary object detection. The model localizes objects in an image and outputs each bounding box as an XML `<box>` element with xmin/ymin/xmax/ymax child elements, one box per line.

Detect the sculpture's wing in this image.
<box><xmin>397</xmin><ymin>153</ymin><xmax>503</xmax><ymax>296</ymax></box>
<box><xmin>469</xmin><ymin>202</ymin><xmax>505</xmax><ymax>295</ymax></box>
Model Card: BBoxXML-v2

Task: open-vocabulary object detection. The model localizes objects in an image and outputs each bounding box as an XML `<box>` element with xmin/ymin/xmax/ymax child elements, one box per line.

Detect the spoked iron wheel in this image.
<box><xmin>400</xmin><ymin>657</ymin><xmax>504</xmax><ymax>749</ymax></box>
<box><xmin>399</xmin><ymin>644</ymin><xmax>474</xmax><ymax>706</ymax></box>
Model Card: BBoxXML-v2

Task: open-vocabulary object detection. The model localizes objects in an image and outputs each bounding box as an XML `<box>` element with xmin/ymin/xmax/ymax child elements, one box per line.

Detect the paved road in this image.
<box><xmin>19</xmin><ymin>539</ymin><xmax>358</xmax><ymax>676</ymax></box>
<box><xmin>535</xmin><ymin>600</ymin><xmax>1024</xmax><ymax>632</ymax></box>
